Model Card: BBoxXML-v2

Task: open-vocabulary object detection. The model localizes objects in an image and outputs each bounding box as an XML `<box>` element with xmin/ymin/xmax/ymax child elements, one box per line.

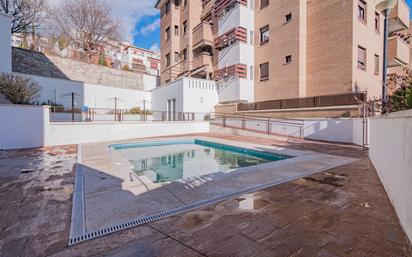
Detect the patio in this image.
<box><xmin>0</xmin><ymin>133</ymin><xmax>411</xmax><ymax>257</ymax></box>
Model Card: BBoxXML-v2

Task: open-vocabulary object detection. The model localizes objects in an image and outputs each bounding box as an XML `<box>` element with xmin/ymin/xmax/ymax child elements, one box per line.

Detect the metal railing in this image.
<box><xmin>50</xmin><ymin>107</ymin><xmax>211</xmax><ymax>123</ymax></box>
<box><xmin>210</xmin><ymin>112</ymin><xmax>305</xmax><ymax>138</ymax></box>
<box><xmin>237</xmin><ymin>92</ymin><xmax>366</xmax><ymax>111</ymax></box>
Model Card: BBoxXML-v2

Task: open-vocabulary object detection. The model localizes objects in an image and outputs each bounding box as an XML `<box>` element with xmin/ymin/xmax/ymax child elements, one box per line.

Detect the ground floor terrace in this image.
<box><xmin>0</xmin><ymin>133</ymin><xmax>411</xmax><ymax>257</ymax></box>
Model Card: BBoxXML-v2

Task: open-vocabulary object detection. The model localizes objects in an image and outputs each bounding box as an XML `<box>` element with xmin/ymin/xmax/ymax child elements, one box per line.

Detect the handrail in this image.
<box><xmin>210</xmin><ymin>112</ymin><xmax>305</xmax><ymax>138</ymax></box>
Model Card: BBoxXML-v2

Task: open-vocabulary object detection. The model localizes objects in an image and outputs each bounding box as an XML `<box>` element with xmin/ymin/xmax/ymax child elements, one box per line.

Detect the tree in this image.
<box><xmin>387</xmin><ymin>70</ymin><xmax>412</xmax><ymax>112</ymax></box>
<box><xmin>0</xmin><ymin>0</ymin><xmax>46</xmax><ymax>34</ymax></box>
<box><xmin>0</xmin><ymin>73</ymin><xmax>40</xmax><ymax>104</ymax></box>
<box><xmin>51</xmin><ymin>0</ymin><xmax>119</xmax><ymax>60</ymax></box>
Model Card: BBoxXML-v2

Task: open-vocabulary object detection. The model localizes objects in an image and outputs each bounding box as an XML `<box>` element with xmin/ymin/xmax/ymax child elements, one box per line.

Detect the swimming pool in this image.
<box><xmin>112</xmin><ymin>139</ymin><xmax>291</xmax><ymax>183</ymax></box>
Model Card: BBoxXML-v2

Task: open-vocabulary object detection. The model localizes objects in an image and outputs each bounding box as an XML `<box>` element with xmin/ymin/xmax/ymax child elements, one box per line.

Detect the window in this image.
<box><xmin>174</xmin><ymin>25</ymin><xmax>179</xmax><ymax>36</ymax></box>
<box><xmin>260</xmin><ymin>25</ymin><xmax>269</xmax><ymax>44</ymax></box>
<box><xmin>357</xmin><ymin>46</ymin><xmax>366</xmax><ymax>70</ymax></box>
<box><xmin>358</xmin><ymin>0</ymin><xmax>367</xmax><ymax>24</ymax></box>
<box><xmin>182</xmin><ymin>48</ymin><xmax>188</xmax><ymax>60</ymax></box>
<box><xmin>285</xmin><ymin>55</ymin><xmax>292</xmax><ymax>64</ymax></box>
<box><xmin>165</xmin><ymin>0</ymin><xmax>171</xmax><ymax>14</ymax></box>
<box><xmin>174</xmin><ymin>51</ymin><xmax>179</xmax><ymax>62</ymax></box>
<box><xmin>174</xmin><ymin>0</ymin><xmax>179</xmax><ymax>8</ymax></box>
<box><xmin>183</xmin><ymin>20</ymin><xmax>188</xmax><ymax>36</ymax></box>
<box><xmin>183</xmin><ymin>0</ymin><xmax>187</xmax><ymax>8</ymax></box>
<box><xmin>374</xmin><ymin>54</ymin><xmax>379</xmax><ymax>75</ymax></box>
<box><xmin>150</xmin><ymin>62</ymin><xmax>158</xmax><ymax>69</ymax></box>
<box><xmin>260</xmin><ymin>0</ymin><xmax>269</xmax><ymax>9</ymax></box>
<box><xmin>260</xmin><ymin>62</ymin><xmax>269</xmax><ymax>81</ymax></box>
<box><xmin>165</xmin><ymin>53</ymin><xmax>170</xmax><ymax>67</ymax></box>
<box><xmin>375</xmin><ymin>12</ymin><xmax>380</xmax><ymax>33</ymax></box>
<box><xmin>285</xmin><ymin>13</ymin><xmax>292</xmax><ymax>23</ymax></box>
<box><xmin>165</xmin><ymin>27</ymin><xmax>170</xmax><ymax>42</ymax></box>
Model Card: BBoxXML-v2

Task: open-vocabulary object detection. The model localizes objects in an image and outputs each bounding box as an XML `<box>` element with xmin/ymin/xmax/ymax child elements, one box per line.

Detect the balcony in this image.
<box><xmin>389</xmin><ymin>0</ymin><xmax>410</xmax><ymax>33</ymax></box>
<box><xmin>214</xmin><ymin>0</ymin><xmax>248</xmax><ymax>18</ymax></box>
<box><xmin>201</xmin><ymin>0</ymin><xmax>214</xmax><ymax>21</ymax></box>
<box><xmin>192</xmin><ymin>52</ymin><xmax>213</xmax><ymax>77</ymax></box>
<box><xmin>193</xmin><ymin>22</ymin><xmax>214</xmax><ymax>50</ymax></box>
<box><xmin>214</xmin><ymin>26</ymin><xmax>247</xmax><ymax>50</ymax></box>
<box><xmin>214</xmin><ymin>64</ymin><xmax>247</xmax><ymax>80</ymax></box>
<box><xmin>388</xmin><ymin>36</ymin><xmax>409</xmax><ymax>67</ymax></box>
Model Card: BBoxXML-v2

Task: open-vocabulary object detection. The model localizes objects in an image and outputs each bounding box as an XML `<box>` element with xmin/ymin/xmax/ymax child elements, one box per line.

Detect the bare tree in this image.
<box><xmin>0</xmin><ymin>73</ymin><xmax>40</xmax><ymax>104</ymax></box>
<box><xmin>0</xmin><ymin>0</ymin><xmax>46</xmax><ymax>34</ymax></box>
<box><xmin>51</xmin><ymin>0</ymin><xmax>119</xmax><ymax>60</ymax></box>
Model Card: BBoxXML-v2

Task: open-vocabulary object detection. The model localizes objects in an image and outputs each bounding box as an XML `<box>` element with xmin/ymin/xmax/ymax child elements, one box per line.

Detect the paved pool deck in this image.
<box><xmin>0</xmin><ymin>133</ymin><xmax>411</xmax><ymax>257</ymax></box>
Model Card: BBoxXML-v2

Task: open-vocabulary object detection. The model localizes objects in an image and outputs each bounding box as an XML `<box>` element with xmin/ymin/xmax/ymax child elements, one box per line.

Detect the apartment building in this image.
<box><xmin>156</xmin><ymin>0</ymin><xmax>410</xmax><ymax>104</ymax></box>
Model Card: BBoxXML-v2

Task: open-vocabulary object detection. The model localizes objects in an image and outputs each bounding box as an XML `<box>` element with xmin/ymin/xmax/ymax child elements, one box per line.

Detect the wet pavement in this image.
<box><xmin>0</xmin><ymin>134</ymin><xmax>411</xmax><ymax>257</ymax></box>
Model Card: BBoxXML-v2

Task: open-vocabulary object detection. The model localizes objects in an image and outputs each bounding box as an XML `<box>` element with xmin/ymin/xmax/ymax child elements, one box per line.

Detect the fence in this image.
<box><xmin>237</xmin><ymin>92</ymin><xmax>367</xmax><ymax>112</ymax></box>
<box><xmin>50</xmin><ymin>107</ymin><xmax>211</xmax><ymax>123</ymax></box>
<box><xmin>210</xmin><ymin>112</ymin><xmax>305</xmax><ymax>138</ymax></box>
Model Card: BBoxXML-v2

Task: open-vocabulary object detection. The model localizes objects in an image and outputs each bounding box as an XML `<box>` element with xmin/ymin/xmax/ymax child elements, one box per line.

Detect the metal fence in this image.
<box><xmin>210</xmin><ymin>112</ymin><xmax>305</xmax><ymax>138</ymax></box>
<box><xmin>237</xmin><ymin>92</ymin><xmax>367</xmax><ymax>111</ymax></box>
<box><xmin>50</xmin><ymin>107</ymin><xmax>211</xmax><ymax>123</ymax></box>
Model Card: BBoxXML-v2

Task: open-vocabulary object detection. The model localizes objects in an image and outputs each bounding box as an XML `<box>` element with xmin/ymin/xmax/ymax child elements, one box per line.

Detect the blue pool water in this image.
<box><xmin>112</xmin><ymin>139</ymin><xmax>291</xmax><ymax>183</ymax></box>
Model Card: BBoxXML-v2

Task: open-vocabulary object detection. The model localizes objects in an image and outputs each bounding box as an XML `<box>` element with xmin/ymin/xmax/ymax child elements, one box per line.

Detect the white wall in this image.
<box><xmin>151</xmin><ymin>77</ymin><xmax>218</xmax><ymax>113</ymax></box>
<box><xmin>83</xmin><ymin>83</ymin><xmax>151</xmax><ymax>110</ymax></box>
<box><xmin>46</xmin><ymin>122</ymin><xmax>209</xmax><ymax>146</ymax></box>
<box><xmin>217</xmin><ymin>43</ymin><xmax>253</xmax><ymax>69</ymax></box>
<box><xmin>143</xmin><ymin>74</ymin><xmax>159</xmax><ymax>91</ymax></box>
<box><xmin>0</xmin><ymin>104</ymin><xmax>211</xmax><ymax>149</ymax></box>
<box><xmin>0</xmin><ymin>105</ymin><xmax>49</xmax><ymax>150</ymax></box>
<box><xmin>17</xmin><ymin>73</ymin><xmax>85</xmax><ymax>107</ymax></box>
<box><xmin>369</xmin><ymin>110</ymin><xmax>412</xmax><ymax>243</ymax></box>
<box><xmin>218</xmin><ymin>78</ymin><xmax>254</xmax><ymax>103</ymax></box>
<box><xmin>0</xmin><ymin>13</ymin><xmax>11</xmax><ymax>73</ymax></box>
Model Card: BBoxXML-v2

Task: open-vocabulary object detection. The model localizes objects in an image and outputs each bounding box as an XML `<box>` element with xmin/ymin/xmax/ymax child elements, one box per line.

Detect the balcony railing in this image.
<box><xmin>214</xmin><ymin>27</ymin><xmax>247</xmax><ymax>50</ymax></box>
<box><xmin>214</xmin><ymin>64</ymin><xmax>247</xmax><ymax>80</ymax></box>
<box><xmin>388</xmin><ymin>36</ymin><xmax>409</xmax><ymax>67</ymax></box>
<box><xmin>193</xmin><ymin>22</ymin><xmax>214</xmax><ymax>50</ymax></box>
<box><xmin>237</xmin><ymin>92</ymin><xmax>367</xmax><ymax>111</ymax></box>
<box><xmin>214</xmin><ymin>0</ymin><xmax>247</xmax><ymax>17</ymax></box>
<box><xmin>389</xmin><ymin>0</ymin><xmax>410</xmax><ymax>33</ymax></box>
<box><xmin>201</xmin><ymin>0</ymin><xmax>214</xmax><ymax>21</ymax></box>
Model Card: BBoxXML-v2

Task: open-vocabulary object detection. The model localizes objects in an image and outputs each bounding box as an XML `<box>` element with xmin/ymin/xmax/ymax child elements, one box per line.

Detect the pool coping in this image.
<box><xmin>68</xmin><ymin>136</ymin><xmax>358</xmax><ymax>246</ymax></box>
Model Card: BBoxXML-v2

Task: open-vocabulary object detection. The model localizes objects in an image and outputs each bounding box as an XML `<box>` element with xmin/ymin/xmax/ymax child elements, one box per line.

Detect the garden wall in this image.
<box><xmin>369</xmin><ymin>109</ymin><xmax>412</xmax><ymax>243</ymax></box>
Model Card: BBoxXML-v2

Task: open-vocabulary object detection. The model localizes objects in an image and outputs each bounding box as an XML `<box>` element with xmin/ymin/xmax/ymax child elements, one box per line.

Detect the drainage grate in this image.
<box><xmin>68</xmin><ymin>156</ymin><xmax>356</xmax><ymax>246</ymax></box>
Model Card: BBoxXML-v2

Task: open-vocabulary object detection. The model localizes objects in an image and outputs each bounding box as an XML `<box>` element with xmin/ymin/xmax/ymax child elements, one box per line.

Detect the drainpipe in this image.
<box><xmin>382</xmin><ymin>8</ymin><xmax>390</xmax><ymax>113</ymax></box>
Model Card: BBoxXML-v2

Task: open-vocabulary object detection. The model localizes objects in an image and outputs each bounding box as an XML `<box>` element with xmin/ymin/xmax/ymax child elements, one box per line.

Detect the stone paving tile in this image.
<box><xmin>0</xmin><ymin>133</ymin><xmax>411</xmax><ymax>257</ymax></box>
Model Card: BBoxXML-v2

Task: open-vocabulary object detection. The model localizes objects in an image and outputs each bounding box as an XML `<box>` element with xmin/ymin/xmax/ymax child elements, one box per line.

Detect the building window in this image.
<box><xmin>174</xmin><ymin>25</ymin><xmax>179</xmax><ymax>36</ymax></box>
<box><xmin>375</xmin><ymin>12</ymin><xmax>380</xmax><ymax>33</ymax></box>
<box><xmin>174</xmin><ymin>51</ymin><xmax>179</xmax><ymax>62</ymax></box>
<box><xmin>260</xmin><ymin>25</ymin><xmax>269</xmax><ymax>45</ymax></box>
<box><xmin>285</xmin><ymin>55</ymin><xmax>292</xmax><ymax>64</ymax></box>
<box><xmin>358</xmin><ymin>0</ymin><xmax>367</xmax><ymax>24</ymax></box>
<box><xmin>374</xmin><ymin>54</ymin><xmax>379</xmax><ymax>75</ymax></box>
<box><xmin>285</xmin><ymin>13</ymin><xmax>292</xmax><ymax>23</ymax></box>
<box><xmin>182</xmin><ymin>48</ymin><xmax>188</xmax><ymax>60</ymax></box>
<box><xmin>174</xmin><ymin>0</ymin><xmax>179</xmax><ymax>8</ymax></box>
<box><xmin>260</xmin><ymin>62</ymin><xmax>269</xmax><ymax>81</ymax></box>
<box><xmin>150</xmin><ymin>62</ymin><xmax>158</xmax><ymax>69</ymax></box>
<box><xmin>260</xmin><ymin>0</ymin><xmax>269</xmax><ymax>9</ymax></box>
<box><xmin>165</xmin><ymin>27</ymin><xmax>170</xmax><ymax>42</ymax></box>
<box><xmin>165</xmin><ymin>0</ymin><xmax>171</xmax><ymax>14</ymax></box>
<box><xmin>166</xmin><ymin>53</ymin><xmax>170</xmax><ymax>67</ymax></box>
<box><xmin>184</xmin><ymin>0</ymin><xmax>187</xmax><ymax>8</ymax></box>
<box><xmin>357</xmin><ymin>46</ymin><xmax>366</xmax><ymax>70</ymax></box>
<box><xmin>183</xmin><ymin>20</ymin><xmax>188</xmax><ymax>36</ymax></box>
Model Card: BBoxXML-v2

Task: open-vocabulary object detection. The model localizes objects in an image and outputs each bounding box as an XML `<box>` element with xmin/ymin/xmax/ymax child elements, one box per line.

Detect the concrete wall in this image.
<box><xmin>151</xmin><ymin>77</ymin><xmax>218</xmax><ymax>113</ymax></box>
<box><xmin>46</xmin><ymin>121</ymin><xmax>209</xmax><ymax>146</ymax></box>
<box><xmin>16</xmin><ymin>73</ymin><xmax>151</xmax><ymax>110</ymax></box>
<box><xmin>0</xmin><ymin>13</ymin><xmax>11</xmax><ymax>73</ymax></box>
<box><xmin>0</xmin><ymin>104</ymin><xmax>211</xmax><ymax>149</ymax></box>
<box><xmin>0</xmin><ymin>105</ymin><xmax>49</xmax><ymax>150</ymax></box>
<box><xmin>369</xmin><ymin>109</ymin><xmax>412</xmax><ymax>243</ymax></box>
